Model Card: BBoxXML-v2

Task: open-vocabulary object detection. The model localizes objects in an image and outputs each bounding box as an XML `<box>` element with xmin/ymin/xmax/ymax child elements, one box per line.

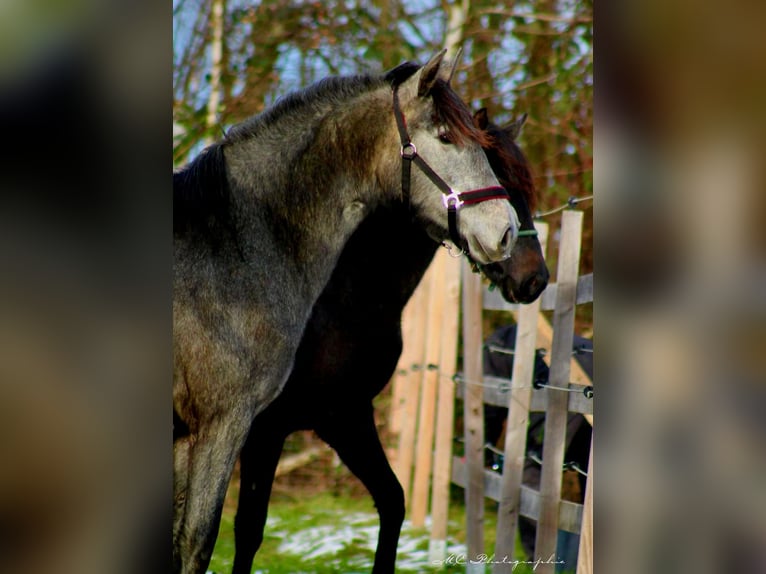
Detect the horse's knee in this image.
<box><xmin>392</xmin><ymin>483</ymin><xmax>405</xmax><ymax>524</ymax></box>
<box><xmin>234</xmin><ymin>508</ymin><xmax>264</xmax><ymax>545</ymax></box>
<box><xmin>380</xmin><ymin>480</ymin><xmax>405</xmax><ymax>526</ymax></box>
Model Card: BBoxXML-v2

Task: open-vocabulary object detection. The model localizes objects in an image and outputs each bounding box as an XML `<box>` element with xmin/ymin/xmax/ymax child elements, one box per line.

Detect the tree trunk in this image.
<box><xmin>444</xmin><ymin>0</ymin><xmax>470</xmax><ymax>59</ymax></box>
<box><xmin>205</xmin><ymin>0</ymin><xmax>225</xmax><ymax>143</ymax></box>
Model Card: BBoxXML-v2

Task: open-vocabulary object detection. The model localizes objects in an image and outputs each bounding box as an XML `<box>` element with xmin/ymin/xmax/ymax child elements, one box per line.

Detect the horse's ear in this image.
<box><xmin>446</xmin><ymin>47</ymin><xmax>463</xmax><ymax>85</ymax></box>
<box><xmin>503</xmin><ymin>113</ymin><xmax>528</xmax><ymax>141</ymax></box>
<box><xmin>417</xmin><ymin>49</ymin><xmax>448</xmax><ymax>97</ymax></box>
<box><xmin>473</xmin><ymin>108</ymin><xmax>489</xmax><ymax>130</ymax></box>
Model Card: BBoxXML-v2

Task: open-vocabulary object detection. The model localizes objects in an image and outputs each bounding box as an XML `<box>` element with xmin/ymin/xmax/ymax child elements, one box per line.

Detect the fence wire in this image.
<box><xmin>398</xmin><ymin>363</ymin><xmax>593</xmax><ymax>399</ymax></box>
<box><xmin>485</xmin><ymin>344</ymin><xmax>592</xmax><ymax>357</ymax></box>
<box><xmin>533</xmin><ymin>194</ymin><xmax>593</xmax><ymax>219</ymax></box>
<box><xmin>453</xmin><ymin>438</ymin><xmax>590</xmax><ymax>478</ymax></box>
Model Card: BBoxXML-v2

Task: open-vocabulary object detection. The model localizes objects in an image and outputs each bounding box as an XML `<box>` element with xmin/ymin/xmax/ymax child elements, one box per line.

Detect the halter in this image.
<box><xmin>392</xmin><ymin>88</ymin><xmax>510</xmax><ymax>250</ymax></box>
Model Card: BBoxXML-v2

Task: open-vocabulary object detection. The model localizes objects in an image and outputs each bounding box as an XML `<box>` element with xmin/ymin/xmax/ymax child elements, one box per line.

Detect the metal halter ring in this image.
<box><xmin>442</xmin><ymin>242</ymin><xmax>465</xmax><ymax>258</ymax></box>
<box><xmin>400</xmin><ymin>142</ymin><xmax>417</xmax><ymax>159</ymax></box>
<box><xmin>442</xmin><ymin>190</ymin><xmax>464</xmax><ymax>210</ymax></box>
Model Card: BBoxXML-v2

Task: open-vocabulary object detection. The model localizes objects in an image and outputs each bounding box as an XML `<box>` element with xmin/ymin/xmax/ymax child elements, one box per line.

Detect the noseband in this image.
<box><xmin>392</xmin><ymin>88</ymin><xmax>510</xmax><ymax>251</ymax></box>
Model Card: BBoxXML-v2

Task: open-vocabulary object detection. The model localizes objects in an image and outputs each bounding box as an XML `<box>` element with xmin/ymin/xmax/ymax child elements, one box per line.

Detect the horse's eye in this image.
<box><xmin>438</xmin><ymin>131</ymin><xmax>453</xmax><ymax>144</ymax></box>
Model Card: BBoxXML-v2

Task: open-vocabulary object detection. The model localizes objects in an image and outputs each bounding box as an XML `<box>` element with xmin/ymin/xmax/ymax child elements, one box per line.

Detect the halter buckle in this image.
<box><xmin>400</xmin><ymin>142</ymin><xmax>417</xmax><ymax>159</ymax></box>
<box><xmin>442</xmin><ymin>190</ymin><xmax>464</xmax><ymax>210</ymax></box>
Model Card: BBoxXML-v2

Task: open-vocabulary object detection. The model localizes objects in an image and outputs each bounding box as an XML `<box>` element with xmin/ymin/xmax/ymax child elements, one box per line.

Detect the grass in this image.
<box><xmin>206</xmin><ymin>478</ymin><xmax>560</xmax><ymax>574</ymax></box>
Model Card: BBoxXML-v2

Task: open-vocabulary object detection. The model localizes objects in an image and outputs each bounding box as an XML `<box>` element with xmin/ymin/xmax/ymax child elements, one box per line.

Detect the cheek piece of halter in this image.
<box><xmin>392</xmin><ymin>88</ymin><xmax>511</xmax><ymax>252</ymax></box>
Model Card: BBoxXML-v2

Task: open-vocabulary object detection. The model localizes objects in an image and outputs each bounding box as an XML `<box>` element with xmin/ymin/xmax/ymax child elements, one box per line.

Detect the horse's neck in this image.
<box><xmin>223</xmin><ymin>90</ymin><xmax>396</xmax><ymax>303</ymax></box>
<box><xmin>328</xmin><ymin>207</ymin><xmax>439</xmax><ymax>314</ymax></box>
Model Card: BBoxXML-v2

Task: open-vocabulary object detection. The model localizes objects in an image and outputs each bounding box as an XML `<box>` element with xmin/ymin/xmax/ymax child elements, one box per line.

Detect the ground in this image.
<box><xmin>206</xmin><ymin>476</ymin><xmax>547</xmax><ymax>574</ymax></box>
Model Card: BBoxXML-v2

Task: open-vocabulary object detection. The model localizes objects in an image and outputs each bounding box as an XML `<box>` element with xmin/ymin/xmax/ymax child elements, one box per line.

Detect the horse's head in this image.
<box><xmin>388</xmin><ymin>51</ymin><xmax>518</xmax><ymax>265</ymax></box>
<box><xmin>472</xmin><ymin>109</ymin><xmax>550</xmax><ymax>303</ymax></box>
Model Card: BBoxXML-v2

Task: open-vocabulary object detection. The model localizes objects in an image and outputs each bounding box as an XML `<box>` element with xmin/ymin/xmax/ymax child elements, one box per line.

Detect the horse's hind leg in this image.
<box><xmin>317</xmin><ymin>406</ymin><xmax>405</xmax><ymax>574</ymax></box>
<box><xmin>174</xmin><ymin>415</ymin><xmax>252</xmax><ymax>574</ymax></box>
<box><xmin>232</xmin><ymin>419</ymin><xmax>286</xmax><ymax>574</ymax></box>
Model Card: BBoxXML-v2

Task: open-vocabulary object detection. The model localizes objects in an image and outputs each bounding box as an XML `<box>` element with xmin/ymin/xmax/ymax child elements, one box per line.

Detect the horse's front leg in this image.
<box><xmin>173</xmin><ymin>409</ymin><xmax>256</xmax><ymax>574</ymax></box>
<box><xmin>317</xmin><ymin>405</ymin><xmax>405</xmax><ymax>574</ymax></box>
<box><xmin>173</xmin><ymin>433</ymin><xmax>192</xmax><ymax>572</ymax></box>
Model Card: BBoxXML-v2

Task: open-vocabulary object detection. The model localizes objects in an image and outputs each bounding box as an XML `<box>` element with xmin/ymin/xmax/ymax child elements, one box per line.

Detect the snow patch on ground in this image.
<box><xmin>272</xmin><ymin>512</ymin><xmax>466</xmax><ymax>572</ymax></box>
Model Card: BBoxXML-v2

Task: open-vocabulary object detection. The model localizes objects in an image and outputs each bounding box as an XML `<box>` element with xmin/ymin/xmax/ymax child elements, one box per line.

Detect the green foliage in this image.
<box><xmin>173</xmin><ymin>2</ymin><xmax>591</xmax><ymax>153</ymax></box>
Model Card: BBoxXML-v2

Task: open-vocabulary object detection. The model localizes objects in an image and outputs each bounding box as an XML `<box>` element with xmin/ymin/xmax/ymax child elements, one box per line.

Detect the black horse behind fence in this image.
<box><xmin>231</xmin><ymin>99</ymin><xmax>549</xmax><ymax>574</ymax></box>
<box><xmin>483</xmin><ymin>324</ymin><xmax>593</xmax><ymax>569</ymax></box>
<box><xmin>173</xmin><ymin>51</ymin><xmax>520</xmax><ymax>574</ymax></box>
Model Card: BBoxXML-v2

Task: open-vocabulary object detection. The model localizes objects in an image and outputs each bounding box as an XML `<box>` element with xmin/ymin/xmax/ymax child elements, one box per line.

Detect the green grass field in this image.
<box><xmin>206</xmin><ymin>479</ymin><xmax>558</xmax><ymax>574</ymax></box>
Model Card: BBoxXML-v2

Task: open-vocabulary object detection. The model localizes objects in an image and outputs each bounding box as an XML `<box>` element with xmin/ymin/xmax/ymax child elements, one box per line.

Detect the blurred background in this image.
<box><xmin>597</xmin><ymin>1</ymin><xmax>766</xmax><ymax>572</ymax></box>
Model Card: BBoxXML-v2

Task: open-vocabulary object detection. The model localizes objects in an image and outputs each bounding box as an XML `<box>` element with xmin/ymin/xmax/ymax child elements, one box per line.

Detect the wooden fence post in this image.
<box><xmin>533</xmin><ymin>313</ymin><xmax>593</xmax><ymax>426</ymax></box>
<box><xmin>535</xmin><ymin>210</ymin><xmax>583</xmax><ymax>574</ymax></box>
<box><xmin>576</xmin><ymin>434</ymin><xmax>593</xmax><ymax>574</ymax></box>
<box><xmin>428</xmin><ymin>252</ymin><xmax>462</xmax><ymax>562</ymax></box>
<box><xmin>411</xmin><ymin>250</ymin><xmax>448</xmax><ymax>526</ymax></box>
<box><xmin>389</xmin><ymin>296</ymin><xmax>417</xmax><ymax>436</ymax></box>
<box><xmin>493</xmin><ymin>222</ymin><xmax>549</xmax><ymax>572</ymax></box>
<box><xmin>462</xmin><ymin>260</ymin><xmax>486</xmax><ymax>574</ymax></box>
<box><xmin>394</xmin><ymin>268</ymin><xmax>431</xmax><ymax>504</ymax></box>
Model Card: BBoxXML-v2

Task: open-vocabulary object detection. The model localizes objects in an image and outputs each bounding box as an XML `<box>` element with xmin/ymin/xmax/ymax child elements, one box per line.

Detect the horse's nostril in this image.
<box><xmin>520</xmin><ymin>272</ymin><xmax>547</xmax><ymax>300</ymax></box>
<box><xmin>527</xmin><ymin>272</ymin><xmax>548</xmax><ymax>297</ymax></box>
<box><xmin>500</xmin><ymin>226</ymin><xmax>514</xmax><ymax>253</ymax></box>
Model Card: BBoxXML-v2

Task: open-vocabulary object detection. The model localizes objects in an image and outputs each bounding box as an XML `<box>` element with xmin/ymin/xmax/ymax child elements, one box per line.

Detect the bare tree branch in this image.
<box><xmin>478</xmin><ymin>9</ymin><xmax>592</xmax><ymax>24</ymax></box>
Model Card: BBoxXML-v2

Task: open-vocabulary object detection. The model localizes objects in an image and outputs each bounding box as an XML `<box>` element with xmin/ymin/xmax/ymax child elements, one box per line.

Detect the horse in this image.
<box><xmin>483</xmin><ymin>324</ymin><xmax>592</xmax><ymax>567</ymax></box>
<box><xmin>231</xmin><ymin>99</ymin><xmax>548</xmax><ymax>574</ymax></box>
<box><xmin>173</xmin><ymin>51</ymin><xmax>519</xmax><ymax>574</ymax></box>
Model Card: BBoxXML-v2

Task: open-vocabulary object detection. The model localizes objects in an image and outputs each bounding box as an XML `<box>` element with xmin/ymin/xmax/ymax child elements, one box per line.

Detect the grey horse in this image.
<box><xmin>173</xmin><ymin>51</ymin><xmax>518</xmax><ymax>573</ymax></box>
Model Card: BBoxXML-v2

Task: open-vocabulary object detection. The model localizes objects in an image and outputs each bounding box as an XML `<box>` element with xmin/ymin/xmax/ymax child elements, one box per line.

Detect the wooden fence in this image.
<box><xmin>388</xmin><ymin>210</ymin><xmax>593</xmax><ymax>574</ymax></box>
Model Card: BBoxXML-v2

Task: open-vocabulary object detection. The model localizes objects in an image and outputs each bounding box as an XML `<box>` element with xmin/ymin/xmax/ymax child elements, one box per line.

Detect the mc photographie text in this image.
<box><xmin>433</xmin><ymin>553</ymin><xmax>565</xmax><ymax>570</ymax></box>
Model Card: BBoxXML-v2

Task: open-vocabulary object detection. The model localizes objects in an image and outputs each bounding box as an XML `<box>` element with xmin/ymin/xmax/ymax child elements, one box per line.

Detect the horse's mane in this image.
<box><xmin>224</xmin><ymin>74</ymin><xmax>386</xmax><ymax>144</ymax></box>
<box><xmin>484</xmin><ymin>122</ymin><xmax>538</xmax><ymax>212</ymax></box>
<box><xmin>173</xmin><ymin>142</ymin><xmax>231</xmax><ymax>235</ymax></box>
<box><xmin>174</xmin><ymin>58</ymin><xmax>491</xmax><ymax>234</ymax></box>
<box><xmin>384</xmin><ymin>61</ymin><xmax>491</xmax><ymax>148</ymax></box>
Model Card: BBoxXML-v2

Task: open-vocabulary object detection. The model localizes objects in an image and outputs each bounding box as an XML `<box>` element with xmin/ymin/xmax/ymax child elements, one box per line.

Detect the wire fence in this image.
<box><xmin>486</xmin><ymin>344</ymin><xmax>593</xmax><ymax>357</ymax></box>
<box><xmin>534</xmin><ymin>194</ymin><xmax>593</xmax><ymax>219</ymax></box>
<box><xmin>452</xmin><ymin>438</ymin><xmax>590</xmax><ymax>477</ymax></box>
<box><xmin>398</xmin><ymin>362</ymin><xmax>594</xmax><ymax>397</ymax></box>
